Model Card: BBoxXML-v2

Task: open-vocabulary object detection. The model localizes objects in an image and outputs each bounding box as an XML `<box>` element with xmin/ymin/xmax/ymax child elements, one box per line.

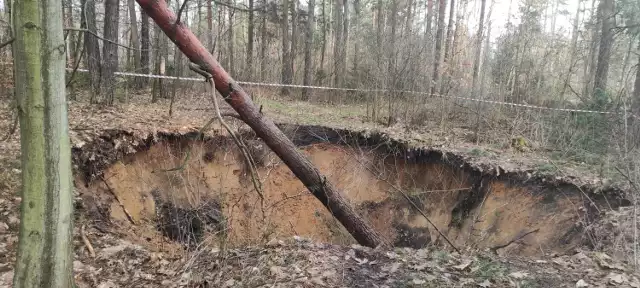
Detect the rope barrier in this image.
<box><xmin>66</xmin><ymin>68</ymin><xmax>619</xmax><ymax>115</ymax></box>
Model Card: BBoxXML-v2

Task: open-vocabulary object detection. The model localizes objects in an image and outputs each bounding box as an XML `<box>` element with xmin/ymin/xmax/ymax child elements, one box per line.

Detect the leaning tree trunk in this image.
<box><xmin>12</xmin><ymin>0</ymin><xmax>74</xmax><ymax>285</ymax></box>
<box><xmin>102</xmin><ymin>0</ymin><xmax>120</xmax><ymax>104</ymax></box>
<box><xmin>82</xmin><ymin>0</ymin><xmax>101</xmax><ymax>102</ymax></box>
<box><xmin>302</xmin><ymin>0</ymin><xmax>315</xmax><ymax>100</ymax></box>
<box><xmin>135</xmin><ymin>0</ymin><xmax>385</xmax><ymax>248</ymax></box>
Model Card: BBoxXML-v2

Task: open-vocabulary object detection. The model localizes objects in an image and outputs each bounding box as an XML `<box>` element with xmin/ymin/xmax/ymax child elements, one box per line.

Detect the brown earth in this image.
<box><xmin>78</xmin><ymin>130</ymin><xmax>616</xmax><ymax>257</ymax></box>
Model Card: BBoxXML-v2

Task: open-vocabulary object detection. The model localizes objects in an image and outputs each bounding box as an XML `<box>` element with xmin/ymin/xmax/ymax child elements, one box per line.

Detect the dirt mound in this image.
<box><xmin>75</xmin><ymin>126</ymin><xmax>629</xmax><ymax>257</ymax></box>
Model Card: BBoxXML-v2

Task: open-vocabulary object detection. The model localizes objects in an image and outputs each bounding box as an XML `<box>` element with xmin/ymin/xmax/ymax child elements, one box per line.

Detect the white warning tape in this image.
<box><xmin>66</xmin><ymin>67</ymin><xmax>618</xmax><ymax>115</ymax></box>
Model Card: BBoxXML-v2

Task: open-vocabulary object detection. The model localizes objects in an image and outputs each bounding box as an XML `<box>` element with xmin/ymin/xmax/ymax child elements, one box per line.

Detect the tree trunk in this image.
<box><xmin>64</xmin><ymin>0</ymin><xmax>75</xmax><ymax>67</ymax></box>
<box><xmin>352</xmin><ymin>0</ymin><xmax>360</xmax><ymax>73</ymax></box>
<box><xmin>12</xmin><ymin>0</ymin><xmax>74</xmax><ymax>285</ymax></box>
<box><xmin>128</xmin><ymin>0</ymin><xmax>142</xmax><ymax>87</ymax></box>
<box><xmin>340</xmin><ymin>0</ymin><xmax>348</xmax><ymax>85</ymax></box>
<box><xmin>227</xmin><ymin>0</ymin><xmax>235</xmax><ymax>76</ymax></box>
<box><xmin>247</xmin><ymin>0</ymin><xmax>255</xmax><ymax>79</ymax></box>
<box><xmin>260</xmin><ymin>0</ymin><xmax>267</xmax><ymax>80</ymax></box>
<box><xmin>387</xmin><ymin>0</ymin><xmax>397</xmax><ymax>124</ymax></box>
<box><xmin>583</xmin><ymin>0</ymin><xmax>600</xmax><ymax>97</ymax></box>
<box><xmin>633</xmin><ymin>38</ymin><xmax>640</xmax><ymax>113</ymax></box>
<box><xmin>208</xmin><ymin>0</ymin><xmax>214</xmax><ymax>49</ymax></box>
<box><xmin>439</xmin><ymin>0</ymin><xmax>454</xmax><ymax>95</ymax></box>
<box><xmin>302</xmin><ymin>0</ymin><xmax>315</xmax><ymax>100</ymax></box>
<box><xmin>471</xmin><ymin>0</ymin><xmax>486</xmax><ymax>97</ymax></box>
<box><xmin>319</xmin><ymin>0</ymin><xmax>327</xmax><ymax>73</ymax></box>
<box><xmin>82</xmin><ymin>0</ymin><xmax>101</xmax><ymax>102</ymax></box>
<box><xmin>152</xmin><ymin>24</ymin><xmax>162</xmax><ymax>102</ymax></box>
<box><xmin>281</xmin><ymin>0</ymin><xmax>292</xmax><ymax>94</ymax></box>
<box><xmin>291</xmin><ymin>0</ymin><xmax>298</xmax><ymax>83</ymax></box>
<box><xmin>561</xmin><ymin>0</ymin><xmax>582</xmax><ymax>99</ymax></box>
<box><xmin>102</xmin><ymin>0</ymin><xmax>120</xmax><ymax>105</ymax></box>
<box><xmin>593</xmin><ymin>0</ymin><xmax>614</xmax><ymax>95</ymax></box>
<box><xmin>136</xmin><ymin>0</ymin><xmax>385</xmax><ymax>248</ymax></box>
<box><xmin>141</xmin><ymin>12</ymin><xmax>151</xmax><ymax>82</ymax></box>
<box><xmin>332</xmin><ymin>0</ymin><xmax>343</xmax><ymax>87</ymax></box>
<box><xmin>430</xmin><ymin>0</ymin><xmax>446</xmax><ymax>95</ymax></box>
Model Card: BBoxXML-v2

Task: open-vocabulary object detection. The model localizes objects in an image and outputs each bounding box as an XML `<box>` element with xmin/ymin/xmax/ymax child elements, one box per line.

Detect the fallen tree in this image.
<box><xmin>135</xmin><ymin>0</ymin><xmax>385</xmax><ymax>248</ymax></box>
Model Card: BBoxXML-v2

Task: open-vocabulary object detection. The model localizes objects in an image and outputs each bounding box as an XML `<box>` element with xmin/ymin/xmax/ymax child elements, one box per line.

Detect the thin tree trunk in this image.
<box><xmin>319</xmin><ymin>0</ymin><xmax>327</xmax><ymax>74</ymax></box>
<box><xmin>102</xmin><ymin>0</ymin><xmax>120</xmax><ymax>105</ymax></box>
<box><xmin>228</xmin><ymin>0</ymin><xmax>234</xmax><ymax>76</ymax></box>
<box><xmin>82</xmin><ymin>0</ymin><xmax>101</xmax><ymax>102</ymax></box>
<box><xmin>471</xmin><ymin>0</ymin><xmax>486</xmax><ymax>97</ymax></box>
<box><xmin>332</xmin><ymin>0</ymin><xmax>343</xmax><ymax>87</ymax></box>
<box><xmin>352</xmin><ymin>0</ymin><xmax>360</xmax><ymax>73</ymax></box>
<box><xmin>430</xmin><ymin>0</ymin><xmax>446</xmax><ymax>96</ymax></box>
<box><xmin>340</xmin><ymin>0</ymin><xmax>348</xmax><ymax>84</ymax></box>
<box><xmin>387</xmin><ymin>0</ymin><xmax>397</xmax><ymax>124</ymax></box>
<box><xmin>439</xmin><ymin>0</ymin><xmax>454</xmax><ymax>95</ymax></box>
<box><xmin>373</xmin><ymin>0</ymin><xmax>383</xmax><ymax>120</ymax></box>
<box><xmin>152</xmin><ymin>24</ymin><xmax>162</xmax><ymax>102</ymax></box>
<box><xmin>633</xmin><ymin>38</ymin><xmax>640</xmax><ymax>113</ymax></box>
<box><xmin>64</xmin><ymin>0</ymin><xmax>75</xmax><ymax>67</ymax></box>
<box><xmin>584</xmin><ymin>0</ymin><xmax>600</xmax><ymax>97</ymax></box>
<box><xmin>302</xmin><ymin>0</ymin><xmax>315</xmax><ymax>100</ymax></box>
<box><xmin>471</xmin><ymin>0</ymin><xmax>486</xmax><ymax>143</ymax></box>
<box><xmin>291</xmin><ymin>0</ymin><xmax>298</xmax><ymax>83</ymax></box>
<box><xmin>136</xmin><ymin>0</ymin><xmax>385</xmax><ymax>248</ymax></box>
<box><xmin>260</xmin><ymin>0</ymin><xmax>267</xmax><ymax>81</ymax></box>
<box><xmin>141</xmin><ymin>12</ymin><xmax>150</xmax><ymax>82</ymax></box>
<box><xmin>12</xmin><ymin>0</ymin><xmax>73</xmax><ymax>285</ymax></box>
<box><xmin>593</xmin><ymin>0</ymin><xmax>614</xmax><ymax>94</ymax></box>
<box><xmin>247</xmin><ymin>0</ymin><xmax>255</xmax><ymax>79</ymax></box>
<box><xmin>561</xmin><ymin>0</ymin><xmax>582</xmax><ymax>99</ymax></box>
<box><xmin>282</xmin><ymin>0</ymin><xmax>292</xmax><ymax>94</ymax></box>
<box><xmin>208</xmin><ymin>0</ymin><xmax>214</xmax><ymax>49</ymax></box>
<box><xmin>128</xmin><ymin>0</ymin><xmax>142</xmax><ymax>87</ymax></box>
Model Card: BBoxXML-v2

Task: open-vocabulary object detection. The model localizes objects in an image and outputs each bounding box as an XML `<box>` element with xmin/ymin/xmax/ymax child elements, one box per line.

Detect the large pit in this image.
<box><xmin>73</xmin><ymin>125</ymin><xmax>629</xmax><ymax>256</ymax></box>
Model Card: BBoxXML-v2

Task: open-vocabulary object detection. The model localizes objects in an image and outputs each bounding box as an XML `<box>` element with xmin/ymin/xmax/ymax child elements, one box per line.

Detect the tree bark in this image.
<box><xmin>102</xmin><ymin>0</ymin><xmax>120</xmax><ymax>104</ymax></box>
<box><xmin>291</xmin><ymin>0</ymin><xmax>298</xmax><ymax>83</ymax></box>
<box><xmin>82</xmin><ymin>0</ymin><xmax>101</xmax><ymax>101</ymax></box>
<box><xmin>141</xmin><ymin>12</ymin><xmax>151</xmax><ymax>82</ymax></box>
<box><xmin>128</xmin><ymin>0</ymin><xmax>142</xmax><ymax>87</ymax></box>
<box><xmin>561</xmin><ymin>0</ymin><xmax>582</xmax><ymax>99</ymax></box>
<box><xmin>439</xmin><ymin>0</ymin><xmax>454</xmax><ymax>95</ymax></box>
<box><xmin>302</xmin><ymin>0</ymin><xmax>315</xmax><ymax>100</ymax></box>
<box><xmin>583</xmin><ymin>0</ymin><xmax>600</xmax><ymax>97</ymax></box>
<box><xmin>64</xmin><ymin>0</ymin><xmax>75</xmax><ymax>67</ymax></box>
<box><xmin>471</xmin><ymin>0</ymin><xmax>486</xmax><ymax>97</ymax></box>
<box><xmin>332</xmin><ymin>0</ymin><xmax>343</xmax><ymax>87</ymax></box>
<box><xmin>135</xmin><ymin>0</ymin><xmax>385</xmax><ymax>248</ymax></box>
<box><xmin>633</xmin><ymin>38</ymin><xmax>640</xmax><ymax>113</ymax></box>
<box><xmin>208</xmin><ymin>0</ymin><xmax>214</xmax><ymax>49</ymax></box>
<box><xmin>227</xmin><ymin>0</ymin><xmax>234</xmax><ymax>76</ymax></box>
<box><xmin>247</xmin><ymin>0</ymin><xmax>255</xmax><ymax>79</ymax></box>
<box><xmin>12</xmin><ymin>0</ymin><xmax>74</xmax><ymax>285</ymax></box>
<box><xmin>352</xmin><ymin>0</ymin><xmax>360</xmax><ymax>73</ymax></box>
<box><xmin>260</xmin><ymin>0</ymin><xmax>267</xmax><ymax>80</ymax></box>
<box><xmin>430</xmin><ymin>0</ymin><xmax>446</xmax><ymax>96</ymax></box>
<box><xmin>593</xmin><ymin>0</ymin><xmax>614</xmax><ymax>95</ymax></box>
<box><xmin>281</xmin><ymin>0</ymin><xmax>292</xmax><ymax>94</ymax></box>
<box><xmin>319</xmin><ymin>0</ymin><xmax>327</xmax><ymax>73</ymax></box>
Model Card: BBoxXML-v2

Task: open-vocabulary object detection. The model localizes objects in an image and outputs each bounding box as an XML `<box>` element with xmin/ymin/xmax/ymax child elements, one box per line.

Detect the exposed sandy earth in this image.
<box><xmin>0</xmin><ymin>97</ymin><xmax>638</xmax><ymax>287</ymax></box>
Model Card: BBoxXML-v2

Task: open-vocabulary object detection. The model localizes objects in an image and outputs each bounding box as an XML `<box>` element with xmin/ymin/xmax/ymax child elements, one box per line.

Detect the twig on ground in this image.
<box><xmin>100</xmin><ymin>176</ymin><xmax>137</xmax><ymax>225</ymax></box>
<box><xmin>81</xmin><ymin>224</ymin><xmax>96</xmax><ymax>258</ymax></box>
<box><xmin>490</xmin><ymin>228</ymin><xmax>540</xmax><ymax>254</ymax></box>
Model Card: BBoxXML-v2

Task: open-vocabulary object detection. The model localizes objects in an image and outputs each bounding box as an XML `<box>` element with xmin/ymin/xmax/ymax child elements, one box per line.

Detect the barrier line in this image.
<box><xmin>66</xmin><ymin>68</ymin><xmax>618</xmax><ymax>115</ymax></box>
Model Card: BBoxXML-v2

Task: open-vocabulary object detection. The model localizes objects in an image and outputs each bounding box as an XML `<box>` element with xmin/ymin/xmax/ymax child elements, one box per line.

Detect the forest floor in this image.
<box><xmin>0</xmin><ymin>92</ymin><xmax>639</xmax><ymax>287</ymax></box>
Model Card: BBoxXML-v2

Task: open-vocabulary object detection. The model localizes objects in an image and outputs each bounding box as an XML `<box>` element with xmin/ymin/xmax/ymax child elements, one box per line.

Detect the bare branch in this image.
<box><xmin>64</xmin><ymin>28</ymin><xmax>150</xmax><ymax>51</ymax></box>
